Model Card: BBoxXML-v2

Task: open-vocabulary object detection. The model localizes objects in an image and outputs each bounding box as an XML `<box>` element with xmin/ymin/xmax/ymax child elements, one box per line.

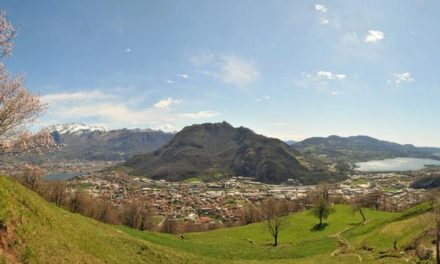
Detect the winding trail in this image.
<box><xmin>329</xmin><ymin>227</ymin><xmax>363</xmax><ymax>262</ymax></box>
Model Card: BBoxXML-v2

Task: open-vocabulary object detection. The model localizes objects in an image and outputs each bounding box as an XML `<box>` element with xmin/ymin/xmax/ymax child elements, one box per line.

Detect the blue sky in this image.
<box><xmin>2</xmin><ymin>0</ymin><xmax>439</xmax><ymax>146</ymax></box>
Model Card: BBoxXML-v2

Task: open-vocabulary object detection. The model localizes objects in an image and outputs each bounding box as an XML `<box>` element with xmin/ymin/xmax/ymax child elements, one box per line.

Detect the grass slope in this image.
<box><xmin>0</xmin><ymin>176</ymin><xmax>435</xmax><ymax>263</ymax></box>
<box><xmin>0</xmin><ymin>176</ymin><xmax>206</xmax><ymax>263</ymax></box>
<box><xmin>119</xmin><ymin>204</ymin><xmax>434</xmax><ymax>263</ymax></box>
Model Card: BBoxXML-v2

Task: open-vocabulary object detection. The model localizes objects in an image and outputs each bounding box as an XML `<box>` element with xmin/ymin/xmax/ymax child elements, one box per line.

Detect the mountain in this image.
<box><xmin>47</xmin><ymin>123</ymin><xmax>107</xmax><ymax>135</ymax></box>
<box><xmin>48</xmin><ymin>123</ymin><xmax>174</xmax><ymax>160</ymax></box>
<box><xmin>295</xmin><ymin>135</ymin><xmax>440</xmax><ymax>163</ymax></box>
<box><xmin>123</xmin><ymin>122</ymin><xmax>344</xmax><ymax>184</ymax></box>
<box><xmin>0</xmin><ymin>176</ymin><xmax>203</xmax><ymax>263</ymax></box>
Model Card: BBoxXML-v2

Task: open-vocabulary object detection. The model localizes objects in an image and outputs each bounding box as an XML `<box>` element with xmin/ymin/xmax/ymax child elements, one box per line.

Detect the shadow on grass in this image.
<box><xmin>310</xmin><ymin>223</ymin><xmax>328</xmax><ymax>231</ymax></box>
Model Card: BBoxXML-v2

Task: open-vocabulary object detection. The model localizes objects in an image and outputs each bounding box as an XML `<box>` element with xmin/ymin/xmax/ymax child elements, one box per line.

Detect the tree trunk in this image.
<box><xmin>273</xmin><ymin>233</ymin><xmax>278</xmax><ymax>247</ymax></box>
<box><xmin>319</xmin><ymin>215</ymin><xmax>322</xmax><ymax>227</ymax></box>
<box><xmin>359</xmin><ymin>208</ymin><xmax>366</xmax><ymax>222</ymax></box>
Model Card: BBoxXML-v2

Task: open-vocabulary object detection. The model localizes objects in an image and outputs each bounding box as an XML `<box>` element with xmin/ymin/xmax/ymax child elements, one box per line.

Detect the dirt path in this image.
<box><xmin>329</xmin><ymin>227</ymin><xmax>363</xmax><ymax>262</ymax></box>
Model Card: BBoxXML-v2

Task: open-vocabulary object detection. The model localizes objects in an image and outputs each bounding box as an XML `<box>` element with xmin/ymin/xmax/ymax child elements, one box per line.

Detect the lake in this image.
<box><xmin>355</xmin><ymin>157</ymin><xmax>440</xmax><ymax>172</ymax></box>
<box><xmin>44</xmin><ymin>172</ymin><xmax>79</xmax><ymax>181</ymax></box>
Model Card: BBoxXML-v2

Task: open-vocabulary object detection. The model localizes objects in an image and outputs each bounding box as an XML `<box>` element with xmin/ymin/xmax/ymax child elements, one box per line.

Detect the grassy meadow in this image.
<box><xmin>0</xmin><ymin>176</ymin><xmax>436</xmax><ymax>263</ymax></box>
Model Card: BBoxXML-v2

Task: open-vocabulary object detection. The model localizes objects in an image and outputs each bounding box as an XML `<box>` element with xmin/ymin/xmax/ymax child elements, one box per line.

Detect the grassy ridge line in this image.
<box><xmin>0</xmin><ymin>176</ymin><xmax>210</xmax><ymax>263</ymax></box>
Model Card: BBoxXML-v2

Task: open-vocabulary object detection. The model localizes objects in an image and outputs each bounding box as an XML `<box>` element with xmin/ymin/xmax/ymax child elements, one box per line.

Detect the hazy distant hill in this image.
<box><xmin>49</xmin><ymin>123</ymin><xmax>174</xmax><ymax>160</ymax></box>
<box><xmin>124</xmin><ymin>122</ymin><xmax>343</xmax><ymax>184</ymax></box>
<box><xmin>295</xmin><ymin>135</ymin><xmax>440</xmax><ymax>162</ymax></box>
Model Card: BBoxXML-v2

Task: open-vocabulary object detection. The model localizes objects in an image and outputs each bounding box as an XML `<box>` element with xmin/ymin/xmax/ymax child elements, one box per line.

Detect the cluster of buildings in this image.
<box><xmin>63</xmin><ymin>162</ymin><xmax>429</xmax><ymax>225</ymax></box>
<box><xmin>335</xmin><ymin>173</ymin><xmax>427</xmax><ymax>210</ymax></box>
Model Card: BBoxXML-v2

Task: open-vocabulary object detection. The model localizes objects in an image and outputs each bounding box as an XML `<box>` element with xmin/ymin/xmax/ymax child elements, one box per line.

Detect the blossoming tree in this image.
<box><xmin>0</xmin><ymin>10</ymin><xmax>58</xmax><ymax>182</ymax></box>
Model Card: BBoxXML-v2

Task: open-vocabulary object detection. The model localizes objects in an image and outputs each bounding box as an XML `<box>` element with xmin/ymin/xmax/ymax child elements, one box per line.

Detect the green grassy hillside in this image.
<box><xmin>119</xmin><ymin>204</ymin><xmax>434</xmax><ymax>263</ymax></box>
<box><xmin>0</xmin><ymin>176</ymin><xmax>206</xmax><ymax>263</ymax></box>
<box><xmin>0</xmin><ymin>176</ymin><xmax>436</xmax><ymax>263</ymax></box>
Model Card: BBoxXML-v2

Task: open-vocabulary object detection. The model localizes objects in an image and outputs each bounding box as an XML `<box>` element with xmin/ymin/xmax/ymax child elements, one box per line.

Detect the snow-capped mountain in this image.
<box><xmin>48</xmin><ymin>123</ymin><xmax>107</xmax><ymax>135</ymax></box>
<box><xmin>46</xmin><ymin>123</ymin><xmax>174</xmax><ymax>160</ymax></box>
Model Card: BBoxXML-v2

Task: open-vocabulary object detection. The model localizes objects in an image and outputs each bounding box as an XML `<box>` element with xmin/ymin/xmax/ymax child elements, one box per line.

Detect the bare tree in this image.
<box><xmin>51</xmin><ymin>181</ymin><xmax>67</xmax><ymax>207</ymax></box>
<box><xmin>138</xmin><ymin>202</ymin><xmax>152</xmax><ymax>231</ymax></box>
<box><xmin>161</xmin><ymin>216</ymin><xmax>178</xmax><ymax>234</ymax></box>
<box><xmin>365</xmin><ymin>189</ymin><xmax>384</xmax><ymax>210</ymax></box>
<box><xmin>351</xmin><ymin>195</ymin><xmax>367</xmax><ymax>222</ymax></box>
<box><xmin>16</xmin><ymin>163</ymin><xmax>45</xmax><ymax>191</ymax></box>
<box><xmin>307</xmin><ymin>184</ymin><xmax>333</xmax><ymax>206</ymax></box>
<box><xmin>122</xmin><ymin>200</ymin><xmax>141</xmax><ymax>228</ymax></box>
<box><xmin>122</xmin><ymin>200</ymin><xmax>152</xmax><ymax>230</ymax></box>
<box><xmin>184</xmin><ymin>222</ymin><xmax>201</xmax><ymax>233</ymax></box>
<box><xmin>68</xmin><ymin>191</ymin><xmax>91</xmax><ymax>214</ymax></box>
<box><xmin>94</xmin><ymin>197</ymin><xmax>113</xmax><ymax>223</ymax></box>
<box><xmin>263</xmin><ymin>199</ymin><xmax>286</xmax><ymax>247</ymax></box>
<box><xmin>320</xmin><ymin>184</ymin><xmax>331</xmax><ymax>202</ymax></box>
<box><xmin>241</xmin><ymin>202</ymin><xmax>262</xmax><ymax>224</ymax></box>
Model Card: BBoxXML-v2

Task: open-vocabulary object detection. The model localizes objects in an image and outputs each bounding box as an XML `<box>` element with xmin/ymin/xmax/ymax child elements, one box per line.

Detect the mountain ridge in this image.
<box><xmin>295</xmin><ymin>135</ymin><xmax>440</xmax><ymax>162</ymax></box>
<box><xmin>124</xmin><ymin>121</ymin><xmax>343</xmax><ymax>184</ymax></box>
<box><xmin>49</xmin><ymin>123</ymin><xmax>174</xmax><ymax>160</ymax></box>
<box><xmin>47</xmin><ymin>123</ymin><xmax>107</xmax><ymax>135</ymax></box>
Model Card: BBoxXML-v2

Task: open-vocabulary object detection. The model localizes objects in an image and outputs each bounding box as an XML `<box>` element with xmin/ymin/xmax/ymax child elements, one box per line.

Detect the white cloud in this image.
<box><xmin>163</xmin><ymin>79</ymin><xmax>174</xmax><ymax>84</ymax></box>
<box><xmin>316</xmin><ymin>71</ymin><xmax>346</xmax><ymax>80</ymax></box>
<box><xmin>390</xmin><ymin>72</ymin><xmax>414</xmax><ymax>85</ymax></box>
<box><xmin>191</xmin><ymin>53</ymin><xmax>259</xmax><ymax>88</ymax></box>
<box><xmin>294</xmin><ymin>71</ymin><xmax>348</xmax><ymax>95</ymax></box>
<box><xmin>62</xmin><ymin>103</ymin><xmax>133</xmax><ymax>122</ymax></box>
<box><xmin>315</xmin><ymin>4</ymin><xmax>327</xmax><ymax>13</ymax></box>
<box><xmin>320</xmin><ymin>17</ymin><xmax>330</xmax><ymax>25</ymax></box>
<box><xmin>314</xmin><ymin>4</ymin><xmax>329</xmax><ymax>25</ymax></box>
<box><xmin>125</xmin><ymin>48</ymin><xmax>131</xmax><ymax>53</ymax></box>
<box><xmin>40</xmin><ymin>90</ymin><xmax>219</xmax><ymax>130</ymax></box>
<box><xmin>220</xmin><ymin>56</ymin><xmax>259</xmax><ymax>87</ymax></box>
<box><xmin>365</xmin><ymin>30</ymin><xmax>385</xmax><ymax>43</ymax></box>
<box><xmin>40</xmin><ymin>90</ymin><xmax>110</xmax><ymax>103</ymax></box>
<box><xmin>153</xmin><ymin>98</ymin><xmax>182</xmax><ymax>109</ymax></box>
<box><xmin>339</xmin><ymin>32</ymin><xmax>383</xmax><ymax>61</ymax></box>
<box><xmin>177</xmin><ymin>73</ymin><xmax>189</xmax><ymax>79</ymax></box>
<box><xmin>178</xmin><ymin>111</ymin><xmax>220</xmax><ymax>119</ymax></box>
<box><xmin>255</xmin><ymin>95</ymin><xmax>270</xmax><ymax>102</ymax></box>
